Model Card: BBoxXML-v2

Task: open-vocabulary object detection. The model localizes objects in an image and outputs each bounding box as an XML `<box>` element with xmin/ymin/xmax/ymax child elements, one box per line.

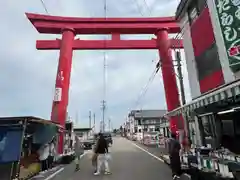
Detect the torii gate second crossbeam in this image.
<box><xmin>26</xmin><ymin>13</ymin><xmax>184</xmax><ymax>154</ymax></box>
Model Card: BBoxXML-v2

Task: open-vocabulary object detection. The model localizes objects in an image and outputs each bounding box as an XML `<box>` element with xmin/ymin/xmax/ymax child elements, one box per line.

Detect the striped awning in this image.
<box><xmin>165</xmin><ymin>79</ymin><xmax>240</xmax><ymax>117</ymax></box>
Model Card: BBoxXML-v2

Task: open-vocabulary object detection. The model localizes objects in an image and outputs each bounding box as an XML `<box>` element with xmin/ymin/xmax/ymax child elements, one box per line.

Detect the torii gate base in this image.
<box><xmin>26</xmin><ymin>13</ymin><xmax>184</xmax><ymax>154</ymax></box>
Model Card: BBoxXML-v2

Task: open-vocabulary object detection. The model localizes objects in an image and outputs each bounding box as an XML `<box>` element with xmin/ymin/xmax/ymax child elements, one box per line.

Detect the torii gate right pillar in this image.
<box><xmin>156</xmin><ymin>29</ymin><xmax>182</xmax><ymax>133</ymax></box>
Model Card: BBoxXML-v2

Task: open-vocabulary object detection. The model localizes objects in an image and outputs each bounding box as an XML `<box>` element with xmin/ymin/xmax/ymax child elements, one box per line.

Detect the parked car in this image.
<box><xmin>132</xmin><ymin>134</ymin><xmax>137</xmax><ymax>141</ymax></box>
<box><xmin>103</xmin><ymin>132</ymin><xmax>113</xmax><ymax>146</ymax></box>
<box><xmin>92</xmin><ymin>132</ymin><xmax>113</xmax><ymax>146</ymax></box>
<box><xmin>83</xmin><ymin>137</ymin><xmax>95</xmax><ymax>150</ymax></box>
<box><xmin>143</xmin><ymin>132</ymin><xmax>158</xmax><ymax>146</ymax></box>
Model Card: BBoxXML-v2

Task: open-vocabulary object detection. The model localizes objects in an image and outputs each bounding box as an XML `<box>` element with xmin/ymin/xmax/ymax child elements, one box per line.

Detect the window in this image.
<box><xmin>149</xmin><ymin>128</ymin><xmax>154</xmax><ymax>132</ymax></box>
<box><xmin>198</xmin><ymin>114</ymin><xmax>216</xmax><ymax>146</ymax></box>
<box><xmin>138</xmin><ymin>120</ymin><xmax>141</xmax><ymax>125</ymax></box>
<box><xmin>222</xmin><ymin>120</ymin><xmax>234</xmax><ymax>136</ymax></box>
<box><xmin>134</xmin><ymin>127</ymin><xmax>138</xmax><ymax>133</ymax></box>
<box><xmin>195</xmin><ymin>42</ymin><xmax>222</xmax><ymax>81</ymax></box>
<box><xmin>201</xmin><ymin>116</ymin><xmax>213</xmax><ymax>137</ymax></box>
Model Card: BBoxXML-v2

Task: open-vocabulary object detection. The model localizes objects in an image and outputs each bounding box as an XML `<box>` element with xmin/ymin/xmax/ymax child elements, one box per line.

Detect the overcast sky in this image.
<box><xmin>0</xmin><ymin>0</ymin><xmax>190</xmax><ymax>130</ymax></box>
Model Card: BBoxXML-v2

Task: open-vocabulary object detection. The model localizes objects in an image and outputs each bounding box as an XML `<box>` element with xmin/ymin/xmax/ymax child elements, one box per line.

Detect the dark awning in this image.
<box><xmin>165</xmin><ymin>79</ymin><xmax>240</xmax><ymax>117</ymax></box>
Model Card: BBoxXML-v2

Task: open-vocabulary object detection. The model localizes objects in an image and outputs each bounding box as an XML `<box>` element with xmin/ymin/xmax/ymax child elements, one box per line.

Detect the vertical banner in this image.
<box><xmin>215</xmin><ymin>0</ymin><xmax>240</xmax><ymax>73</ymax></box>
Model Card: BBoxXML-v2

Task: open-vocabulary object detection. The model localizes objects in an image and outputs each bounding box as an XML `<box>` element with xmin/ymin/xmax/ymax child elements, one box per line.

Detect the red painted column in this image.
<box><xmin>156</xmin><ymin>29</ymin><xmax>182</xmax><ymax>134</ymax></box>
<box><xmin>51</xmin><ymin>28</ymin><xmax>75</xmax><ymax>154</ymax></box>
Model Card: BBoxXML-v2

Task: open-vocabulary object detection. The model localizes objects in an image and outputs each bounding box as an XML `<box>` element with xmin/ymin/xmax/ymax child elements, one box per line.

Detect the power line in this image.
<box><xmin>132</xmin><ymin>0</ymin><xmax>144</xmax><ymax>16</ymax></box>
<box><xmin>39</xmin><ymin>0</ymin><xmax>49</xmax><ymax>14</ymax></box>
<box><xmin>142</xmin><ymin>0</ymin><xmax>152</xmax><ymax>16</ymax></box>
<box><xmin>133</xmin><ymin>62</ymin><xmax>160</xmax><ymax>109</ymax></box>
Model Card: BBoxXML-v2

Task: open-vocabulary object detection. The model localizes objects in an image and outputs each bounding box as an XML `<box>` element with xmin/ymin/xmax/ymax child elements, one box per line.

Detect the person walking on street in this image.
<box><xmin>94</xmin><ymin>133</ymin><xmax>111</xmax><ymax>175</ymax></box>
<box><xmin>168</xmin><ymin>132</ymin><xmax>182</xmax><ymax>180</ymax></box>
<box><xmin>48</xmin><ymin>139</ymin><xmax>56</xmax><ymax>169</ymax></box>
<box><xmin>92</xmin><ymin>138</ymin><xmax>98</xmax><ymax>173</ymax></box>
<box><xmin>38</xmin><ymin>143</ymin><xmax>50</xmax><ymax>172</ymax></box>
<box><xmin>74</xmin><ymin>136</ymin><xmax>84</xmax><ymax>171</ymax></box>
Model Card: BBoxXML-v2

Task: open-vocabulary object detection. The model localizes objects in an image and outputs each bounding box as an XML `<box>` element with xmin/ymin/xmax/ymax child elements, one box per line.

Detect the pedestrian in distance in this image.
<box><xmin>94</xmin><ymin>132</ymin><xmax>111</xmax><ymax>175</ymax></box>
<box><xmin>74</xmin><ymin>135</ymin><xmax>84</xmax><ymax>171</ymax></box>
<box><xmin>92</xmin><ymin>138</ymin><xmax>98</xmax><ymax>173</ymax></box>
<box><xmin>168</xmin><ymin>132</ymin><xmax>182</xmax><ymax>180</ymax></box>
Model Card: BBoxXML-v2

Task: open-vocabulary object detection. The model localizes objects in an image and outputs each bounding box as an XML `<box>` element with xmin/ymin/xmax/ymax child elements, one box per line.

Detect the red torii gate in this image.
<box><xmin>26</xmin><ymin>13</ymin><xmax>183</xmax><ymax>153</ymax></box>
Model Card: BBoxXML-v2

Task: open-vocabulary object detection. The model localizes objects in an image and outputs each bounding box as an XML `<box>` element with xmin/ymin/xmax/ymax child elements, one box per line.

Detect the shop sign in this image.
<box><xmin>215</xmin><ymin>0</ymin><xmax>240</xmax><ymax>72</ymax></box>
<box><xmin>54</xmin><ymin>87</ymin><xmax>62</xmax><ymax>102</ymax></box>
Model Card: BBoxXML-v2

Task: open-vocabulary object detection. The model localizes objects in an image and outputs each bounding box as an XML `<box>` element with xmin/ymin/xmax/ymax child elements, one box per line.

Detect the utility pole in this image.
<box><xmin>89</xmin><ymin>111</ymin><xmax>92</xmax><ymax>128</ymax></box>
<box><xmin>75</xmin><ymin>112</ymin><xmax>78</xmax><ymax>125</ymax></box>
<box><xmin>176</xmin><ymin>51</ymin><xmax>186</xmax><ymax>105</ymax></box>
<box><xmin>108</xmin><ymin>118</ymin><xmax>111</xmax><ymax>132</ymax></box>
<box><xmin>101</xmin><ymin>100</ymin><xmax>106</xmax><ymax>132</ymax></box>
<box><xmin>93</xmin><ymin>113</ymin><xmax>96</xmax><ymax>133</ymax></box>
<box><xmin>175</xmin><ymin>51</ymin><xmax>190</xmax><ymax>141</ymax></box>
<box><xmin>100</xmin><ymin>120</ymin><xmax>103</xmax><ymax>132</ymax></box>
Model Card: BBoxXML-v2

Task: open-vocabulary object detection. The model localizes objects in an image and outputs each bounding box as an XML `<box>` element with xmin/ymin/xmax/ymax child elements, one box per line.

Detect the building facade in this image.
<box><xmin>167</xmin><ymin>0</ymin><xmax>240</xmax><ymax>149</ymax></box>
<box><xmin>127</xmin><ymin>110</ymin><xmax>169</xmax><ymax>140</ymax></box>
<box><xmin>177</xmin><ymin>0</ymin><xmax>239</xmax><ymax>99</ymax></box>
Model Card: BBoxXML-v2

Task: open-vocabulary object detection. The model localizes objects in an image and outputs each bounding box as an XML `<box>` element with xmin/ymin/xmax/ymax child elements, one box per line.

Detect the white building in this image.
<box><xmin>127</xmin><ymin>110</ymin><xmax>169</xmax><ymax>140</ymax></box>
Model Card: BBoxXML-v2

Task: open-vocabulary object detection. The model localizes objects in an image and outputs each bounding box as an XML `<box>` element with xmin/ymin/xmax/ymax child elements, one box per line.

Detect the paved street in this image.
<box><xmin>46</xmin><ymin>137</ymin><xmax>190</xmax><ymax>180</ymax></box>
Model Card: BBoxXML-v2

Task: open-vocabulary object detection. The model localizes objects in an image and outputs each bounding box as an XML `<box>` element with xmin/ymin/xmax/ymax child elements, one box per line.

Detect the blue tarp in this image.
<box><xmin>0</xmin><ymin>126</ymin><xmax>23</xmax><ymax>163</ymax></box>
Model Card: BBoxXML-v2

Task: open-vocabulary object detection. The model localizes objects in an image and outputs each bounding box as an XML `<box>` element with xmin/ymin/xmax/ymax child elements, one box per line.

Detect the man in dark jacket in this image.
<box><xmin>94</xmin><ymin>133</ymin><xmax>110</xmax><ymax>175</ymax></box>
<box><xmin>168</xmin><ymin>132</ymin><xmax>181</xmax><ymax>180</ymax></box>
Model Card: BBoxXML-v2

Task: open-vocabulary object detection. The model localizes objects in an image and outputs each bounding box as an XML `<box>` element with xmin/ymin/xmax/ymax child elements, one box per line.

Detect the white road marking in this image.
<box><xmin>131</xmin><ymin>142</ymin><xmax>164</xmax><ymax>162</ymax></box>
<box><xmin>131</xmin><ymin>142</ymin><xmax>191</xmax><ymax>179</ymax></box>
<box><xmin>44</xmin><ymin>151</ymin><xmax>90</xmax><ymax>180</ymax></box>
<box><xmin>44</xmin><ymin>168</ymin><xmax>64</xmax><ymax>180</ymax></box>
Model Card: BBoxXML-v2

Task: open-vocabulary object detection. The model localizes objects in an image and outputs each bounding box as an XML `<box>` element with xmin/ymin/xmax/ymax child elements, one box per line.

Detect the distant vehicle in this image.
<box><xmin>143</xmin><ymin>132</ymin><xmax>158</xmax><ymax>146</ymax></box>
<box><xmin>103</xmin><ymin>132</ymin><xmax>113</xmax><ymax>146</ymax></box>
<box><xmin>93</xmin><ymin>132</ymin><xmax>113</xmax><ymax>146</ymax></box>
<box><xmin>83</xmin><ymin>137</ymin><xmax>95</xmax><ymax>150</ymax></box>
<box><xmin>132</xmin><ymin>133</ymin><xmax>137</xmax><ymax>141</ymax></box>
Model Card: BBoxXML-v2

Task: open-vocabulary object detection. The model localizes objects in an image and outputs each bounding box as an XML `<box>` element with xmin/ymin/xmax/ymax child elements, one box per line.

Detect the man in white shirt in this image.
<box><xmin>48</xmin><ymin>141</ymin><xmax>56</xmax><ymax>169</ymax></box>
<box><xmin>38</xmin><ymin>143</ymin><xmax>50</xmax><ymax>172</ymax></box>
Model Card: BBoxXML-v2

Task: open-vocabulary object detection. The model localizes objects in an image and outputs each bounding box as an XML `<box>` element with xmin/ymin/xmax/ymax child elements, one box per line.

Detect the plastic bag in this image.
<box><xmin>105</xmin><ymin>153</ymin><xmax>111</xmax><ymax>161</ymax></box>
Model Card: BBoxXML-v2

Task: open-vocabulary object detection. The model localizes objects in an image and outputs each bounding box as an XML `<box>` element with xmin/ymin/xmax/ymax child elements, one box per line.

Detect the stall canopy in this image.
<box><xmin>166</xmin><ymin>79</ymin><xmax>240</xmax><ymax>117</ymax></box>
<box><xmin>0</xmin><ymin>116</ymin><xmax>63</xmax><ymax>163</ymax></box>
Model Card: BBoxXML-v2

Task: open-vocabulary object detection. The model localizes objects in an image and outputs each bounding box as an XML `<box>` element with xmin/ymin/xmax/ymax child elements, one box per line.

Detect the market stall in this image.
<box><xmin>0</xmin><ymin>116</ymin><xmax>63</xmax><ymax>180</ymax></box>
<box><xmin>166</xmin><ymin>80</ymin><xmax>240</xmax><ymax>179</ymax></box>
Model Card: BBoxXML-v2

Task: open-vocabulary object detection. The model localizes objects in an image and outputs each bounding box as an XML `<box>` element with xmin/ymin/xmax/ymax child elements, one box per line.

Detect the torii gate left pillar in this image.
<box><xmin>51</xmin><ymin>28</ymin><xmax>75</xmax><ymax>154</ymax></box>
<box><xmin>26</xmin><ymin>13</ymin><xmax>184</xmax><ymax>154</ymax></box>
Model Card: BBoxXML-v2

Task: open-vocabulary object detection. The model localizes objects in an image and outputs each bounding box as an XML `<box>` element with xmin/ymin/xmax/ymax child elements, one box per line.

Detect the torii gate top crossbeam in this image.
<box><xmin>26</xmin><ymin>13</ymin><xmax>180</xmax><ymax>34</ymax></box>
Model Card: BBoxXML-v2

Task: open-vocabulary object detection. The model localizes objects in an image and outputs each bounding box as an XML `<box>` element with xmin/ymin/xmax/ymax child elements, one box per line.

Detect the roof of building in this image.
<box><xmin>129</xmin><ymin>109</ymin><xmax>167</xmax><ymax>118</ymax></box>
<box><xmin>74</xmin><ymin>127</ymin><xmax>92</xmax><ymax>132</ymax></box>
<box><xmin>175</xmin><ymin>0</ymin><xmax>192</xmax><ymax>20</ymax></box>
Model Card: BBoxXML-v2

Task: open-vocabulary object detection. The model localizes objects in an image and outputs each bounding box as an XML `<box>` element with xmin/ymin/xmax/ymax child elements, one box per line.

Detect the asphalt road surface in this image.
<box><xmin>48</xmin><ymin>137</ymin><xmax>191</xmax><ymax>180</ymax></box>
